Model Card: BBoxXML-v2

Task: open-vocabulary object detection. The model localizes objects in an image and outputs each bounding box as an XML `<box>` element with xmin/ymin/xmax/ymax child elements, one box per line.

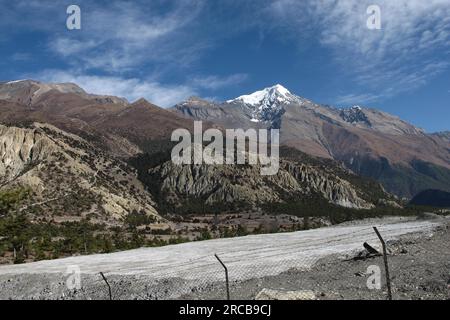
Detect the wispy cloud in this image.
<box><xmin>0</xmin><ymin>1</ymin><xmax>211</xmax><ymax>73</ymax></box>
<box><xmin>263</xmin><ymin>0</ymin><xmax>450</xmax><ymax>103</ymax></box>
<box><xmin>36</xmin><ymin>70</ymin><xmax>197</xmax><ymax>107</ymax></box>
<box><xmin>3</xmin><ymin>1</ymin><xmax>250</xmax><ymax>106</ymax></box>
<box><xmin>192</xmin><ymin>74</ymin><xmax>249</xmax><ymax>90</ymax></box>
<box><xmin>3</xmin><ymin>0</ymin><xmax>450</xmax><ymax>107</ymax></box>
<box><xmin>49</xmin><ymin>1</ymin><xmax>207</xmax><ymax>72</ymax></box>
<box><xmin>34</xmin><ymin>70</ymin><xmax>250</xmax><ymax>107</ymax></box>
<box><xmin>335</xmin><ymin>93</ymin><xmax>382</xmax><ymax>106</ymax></box>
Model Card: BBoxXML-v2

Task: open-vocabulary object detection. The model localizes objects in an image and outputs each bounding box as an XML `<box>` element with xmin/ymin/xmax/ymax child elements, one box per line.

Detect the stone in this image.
<box><xmin>255</xmin><ymin>288</ymin><xmax>316</xmax><ymax>300</ymax></box>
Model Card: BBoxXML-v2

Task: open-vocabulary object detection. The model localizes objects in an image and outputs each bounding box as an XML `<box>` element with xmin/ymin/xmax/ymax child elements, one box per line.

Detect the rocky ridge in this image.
<box><xmin>0</xmin><ymin>122</ymin><xmax>159</xmax><ymax>222</ymax></box>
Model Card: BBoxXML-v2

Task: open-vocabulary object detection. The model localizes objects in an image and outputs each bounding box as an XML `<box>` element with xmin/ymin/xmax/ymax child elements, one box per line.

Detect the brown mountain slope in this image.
<box><xmin>321</xmin><ymin>123</ymin><xmax>450</xmax><ymax>168</ymax></box>
<box><xmin>94</xmin><ymin>98</ymin><xmax>197</xmax><ymax>151</ymax></box>
<box><xmin>0</xmin><ymin>80</ymin><xmax>127</xmax><ymax>107</ymax></box>
<box><xmin>0</xmin><ymin>81</ymin><xmax>205</xmax><ymax>157</ymax></box>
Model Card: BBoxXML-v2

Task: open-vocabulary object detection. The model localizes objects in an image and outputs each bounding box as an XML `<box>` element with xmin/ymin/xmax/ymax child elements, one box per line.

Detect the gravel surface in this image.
<box><xmin>184</xmin><ymin>220</ymin><xmax>450</xmax><ymax>300</ymax></box>
<box><xmin>0</xmin><ymin>216</ymin><xmax>448</xmax><ymax>300</ymax></box>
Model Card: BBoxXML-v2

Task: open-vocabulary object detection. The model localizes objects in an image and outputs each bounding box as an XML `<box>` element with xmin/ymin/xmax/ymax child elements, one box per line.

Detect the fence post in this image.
<box><xmin>215</xmin><ymin>254</ymin><xmax>230</xmax><ymax>300</ymax></box>
<box><xmin>100</xmin><ymin>272</ymin><xmax>112</xmax><ymax>300</ymax></box>
<box><xmin>373</xmin><ymin>227</ymin><xmax>392</xmax><ymax>300</ymax></box>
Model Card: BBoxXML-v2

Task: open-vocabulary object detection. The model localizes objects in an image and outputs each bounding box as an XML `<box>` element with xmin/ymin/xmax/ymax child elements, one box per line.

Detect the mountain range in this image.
<box><xmin>0</xmin><ymin>80</ymin><xmax>398</xmax><ymax>216</ymax></box>
<box><xmin>173</xmin><ymin>84</ymin><xmax>450</xmax><ymax>198</ymax></box>
<box><xmin>2</xmin><ymin>80</ymin><xmax>448</xmax><ymax>205</ymax></box>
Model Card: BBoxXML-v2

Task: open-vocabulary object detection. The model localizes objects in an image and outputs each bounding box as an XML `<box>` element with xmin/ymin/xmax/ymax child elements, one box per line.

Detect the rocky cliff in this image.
<box><xmin>147</xmin><ymin>156</ymin><xmax>380</xmax><ymax>212</ymax></box>
<box><xmin>0</xmin><ymin>122</ymin><xmax>160</xmax><ymax>223</ymax></box>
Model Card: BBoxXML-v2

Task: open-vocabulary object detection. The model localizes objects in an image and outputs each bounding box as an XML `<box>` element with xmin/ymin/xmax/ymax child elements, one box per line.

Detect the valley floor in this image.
<box><xmin>0</xmin><ymin>216</ymin><xmax>448</xmax><ymax>300</ymax></box>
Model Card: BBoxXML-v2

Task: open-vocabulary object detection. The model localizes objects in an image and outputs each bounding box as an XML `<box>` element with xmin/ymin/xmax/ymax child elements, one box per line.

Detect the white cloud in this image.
<box><xmin>50</xmin><ymin>38</ymin><xmax>98</xmax><ymax>58</ymax></box>
<box><xmin>5</xmin><ymin>1</ymin><xmax>256</xmax><ymax>105</ymax></box>
<box><xmin>34</xmin><ymin>70</ymin><xmax>250</xmax><ymax>107</ymax></box>
<box><xmin>48</xmin><ymin>1</ymin><xmax>207</xmax><ymax>72</ymax></box>
<box><xmin>192</xmin><ymin>74</ymin><xmax>248</xmax><ymax>90</ymax></box>
<box><xmin>5</xmin><ymin>0</ymin><xmax>449</xmax><ymax>106</ymax></box>
<box><xmin>264</xmin><ymin>0</ymin><xmax>450</xmax><ymax>102</ymax></box>
<box><xmin>335</xmin><ymin>93</ymin><xmax>382</xmax><ymax>106</ymax></box>
<box><xmin>1</xmin><ymin>1</ymin><xmax>209</xmax><ymax>72</ymax></box>
<box><xmin>37</xmin><ymin>70</ymin><xmax>197</xmax><ymax>107</ymax></box>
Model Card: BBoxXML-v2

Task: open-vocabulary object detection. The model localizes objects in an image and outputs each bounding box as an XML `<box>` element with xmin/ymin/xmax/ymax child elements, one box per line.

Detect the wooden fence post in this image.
<box><xmin>100</xmin><ymin>272</ymin><xmax>112</xmax><ymax>300</ymax></box>
<box><xmin>373</xmin><ymin>227</ymin><xmax>392</xmax><ymax>300</ymax></box>
<box><xmin>215</xmin><ymin>254</ymin><xmax>230</xmax><ymax>300</ymax></box>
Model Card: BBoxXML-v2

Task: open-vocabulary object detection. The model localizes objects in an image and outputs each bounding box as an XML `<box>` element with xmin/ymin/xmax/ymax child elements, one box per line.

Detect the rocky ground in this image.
<box><xmin>0</xmin><ymin>216</ymin><xmax>448</xmax><ymax>300</ymax></box>
<box><xmin>183</xmin><ymin>218</ymin><xmax>450</xmax><ymax>300</ymax></box>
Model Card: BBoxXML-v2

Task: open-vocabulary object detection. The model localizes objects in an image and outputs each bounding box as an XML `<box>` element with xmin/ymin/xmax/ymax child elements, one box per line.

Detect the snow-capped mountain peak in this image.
<box><xmin>227</xmin><ymin>84</ymin><xmax>300</xmax><ymax>123</ymax></box>
<box><xmin>227</xmin><ymin>84</ymin><xmax>293</xmax><ymax>105</ymax></box>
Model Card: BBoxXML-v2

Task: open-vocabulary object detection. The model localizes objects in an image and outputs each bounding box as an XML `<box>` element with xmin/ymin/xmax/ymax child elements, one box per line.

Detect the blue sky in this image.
<box><xmin>0</xmin><ymin>0</ymin><xmax>449</xmax><ymax>132</ymax></box>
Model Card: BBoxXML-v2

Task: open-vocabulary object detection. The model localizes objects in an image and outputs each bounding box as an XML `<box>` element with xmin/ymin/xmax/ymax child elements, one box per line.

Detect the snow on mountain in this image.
<box><xmin>227</xmin><ymin>84</ymin><xmax>301</xmax><ymax>123</ymax></box>
<box><xmin>228</xmin><ymin>84</ymin><xmax>291</xmax><ymax>105</ymax></box>
<box><xmin>5</xmin><ymin>79</ymin><xmax>30</xmax><ymax>84</ymax></box>
<box><xmin>338</xmin><ymin>105</ymin><xmax>426</xmax><ymax>135</ymax></box>
<box><xmin>340</xmin><ymin>105</ymin><xmax>371</xmax><ymax>127</ymax></box>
